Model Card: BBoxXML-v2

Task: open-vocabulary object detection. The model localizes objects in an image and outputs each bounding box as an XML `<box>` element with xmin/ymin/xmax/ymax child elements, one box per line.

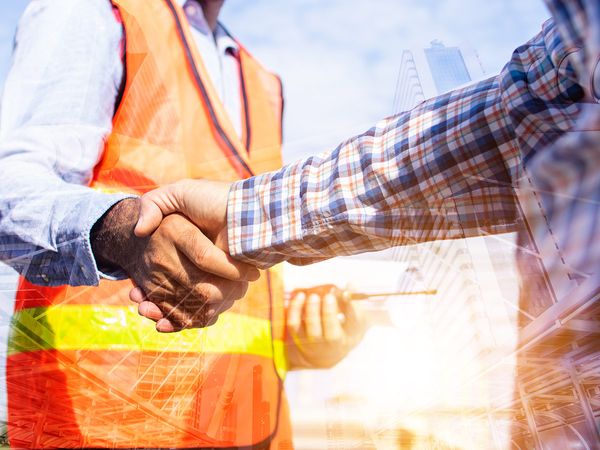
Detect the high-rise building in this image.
<box><xmin>393</xmin><ymin>50</ymin><xmax>426</xmax><ymax>115</ymax></box>
<box><xmin>393</xmin><ymin>40</ymin><xmax>485</xmax><ymax>113</ymax></box>
<box><xmin>284</xmin><ymin>43</ymin><xmax>519</xmax><ymax>450</ymax></box>
<box><xmin>390</xmin><ymin>41</ymin><xmax>600</xmax><ymax>447</ymax></box>
<box><xmin>425</xmin><ymin>39</ymin><xmax>472</xmax><ymax>94</ymax></box>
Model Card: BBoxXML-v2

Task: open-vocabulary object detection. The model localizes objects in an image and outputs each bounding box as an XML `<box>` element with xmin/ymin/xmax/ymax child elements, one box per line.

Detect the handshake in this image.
<box><xmin>107</xmin><ymin>179</ymin><xmax>250</xmax><ymax>332</ymax></box>
<box><xmin>91</xmin><ymin>179</ymin><xmax>247</xmax><ymax>331</ymax></box>
<box><xmin>91</xmin><ymin>178</ymin><xmax>365</xmax><ymax>367</ymax></box>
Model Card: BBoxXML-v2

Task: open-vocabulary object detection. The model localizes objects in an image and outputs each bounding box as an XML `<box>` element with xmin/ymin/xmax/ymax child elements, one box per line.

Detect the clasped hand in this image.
<box><xmin>124</xmin><ymin>180</ymin><xmax>243</xmax><ymax>332</ymax></box>
<box><xmin>127</xmin><ymin>179</ymin><xmax>365</xmax><ymax>371</ymax></box>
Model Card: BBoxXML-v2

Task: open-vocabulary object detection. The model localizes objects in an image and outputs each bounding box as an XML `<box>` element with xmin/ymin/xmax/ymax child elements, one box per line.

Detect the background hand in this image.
<box><xmin>91</xmin><ymin>198</ymin><xmax>259</xmax><ymax>332</ymax></box>
<box><xmin>285</xmin><ymin>284</ymin><xmax>366</xmax><ymax>369</ymax></box>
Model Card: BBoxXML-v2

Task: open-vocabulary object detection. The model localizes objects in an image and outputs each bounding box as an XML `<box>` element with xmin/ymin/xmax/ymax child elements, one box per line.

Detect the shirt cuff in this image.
<box><xmin>226</xmin><ymin>170</ymin><xmax>305</xmax><ymax>269</ymax></box>
<box><xmin>23</xmin><ymin>192</ymin><xmax>137</xmax><ymax>287</ymax></box>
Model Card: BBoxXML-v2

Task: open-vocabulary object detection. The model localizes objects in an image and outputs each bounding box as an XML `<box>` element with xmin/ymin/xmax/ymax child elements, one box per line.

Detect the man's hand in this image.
<box><xmin>285</xmin><ymin>284</ymin><xmax>366</xmax><ymax>369</ymax></box>
<box><xmin>134</xmin><ymin>179</ymin><xmax>231</xmax><ymax>249</ymax></box>
<box><xmin>91</xmin><ymin>198</ymin><xmax>259</xmax><ymax>332</ymax></box>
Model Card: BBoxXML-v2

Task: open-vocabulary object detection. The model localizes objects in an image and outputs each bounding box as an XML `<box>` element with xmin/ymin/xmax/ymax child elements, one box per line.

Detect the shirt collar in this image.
<box><xmin>178</xmin><ymin>0</ymin><xmax>239</xmax><ymax>55</ymax></box>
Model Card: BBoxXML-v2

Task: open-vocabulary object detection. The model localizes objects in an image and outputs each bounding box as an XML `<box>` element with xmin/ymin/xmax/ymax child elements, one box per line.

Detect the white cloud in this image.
<box><xmin>221</xmin><ymin>0</ymin><xmax>549</xmax><ymax>162</ymax></box>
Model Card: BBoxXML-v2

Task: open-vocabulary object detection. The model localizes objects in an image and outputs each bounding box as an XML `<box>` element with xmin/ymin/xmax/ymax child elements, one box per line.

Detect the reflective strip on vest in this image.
<box><xmin>10</xmin><ymin>306</ymin><xmax>288</xmax><ymax>378</ymax></box>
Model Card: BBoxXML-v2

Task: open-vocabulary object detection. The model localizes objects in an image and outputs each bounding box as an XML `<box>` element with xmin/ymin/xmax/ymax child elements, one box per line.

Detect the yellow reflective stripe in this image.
<box><xmin>272</xmin><ymin>339</ymin><xmax>288</xmax><ymax>380</ymax></box>
<box><xmin>92</xmin><ymin>186</ymin><xmax>129</xmax><ymax>195</ymax></box>
<box><xmin>9</xmin><ymin>305</ymin><xmax>286</xmax><ymax>375</ymax></box>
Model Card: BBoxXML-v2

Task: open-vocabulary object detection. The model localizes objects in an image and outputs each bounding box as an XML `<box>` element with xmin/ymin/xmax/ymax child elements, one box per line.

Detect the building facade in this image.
<box><xmin>391</xmin><ymin>41</ymin><xmax>600</xmax><ymax>448</ymax></box>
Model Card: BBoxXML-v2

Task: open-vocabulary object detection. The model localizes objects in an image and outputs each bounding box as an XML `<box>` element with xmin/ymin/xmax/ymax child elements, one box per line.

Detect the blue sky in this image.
<box><xmin>0</xmin><ymin>0</ymin><xmax>549</xmax><ymax>161</ymax></box>
<box><xmin>219</xmin><ymin>0</ymin><xmax>550</xmax><ymax>160</ymax></box>
<box><xmin>0</xmin><ymin>1</ymin><xmax>27</xmax><ymax>83</ymax></box>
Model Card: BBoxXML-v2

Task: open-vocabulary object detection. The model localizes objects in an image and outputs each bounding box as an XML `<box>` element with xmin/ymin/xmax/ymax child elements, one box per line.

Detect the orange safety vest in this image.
<box><xmin>7</xmin><ymin>0</ymin><xmax>292</xmax><ymax>448</ymax></box>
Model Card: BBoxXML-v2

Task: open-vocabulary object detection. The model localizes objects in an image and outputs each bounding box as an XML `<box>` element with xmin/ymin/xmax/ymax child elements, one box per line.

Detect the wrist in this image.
<box><xmin>91</xmin><ymin>197</ymin><xmax>143</xmax><ymax>272</ymax></box>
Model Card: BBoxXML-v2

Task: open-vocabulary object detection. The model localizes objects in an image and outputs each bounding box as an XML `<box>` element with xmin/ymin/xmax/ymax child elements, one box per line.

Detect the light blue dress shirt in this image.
<box><xmin>0</xmin><ymin>0</ymin><xmax>241</xmax><ymax>286</ymax></box>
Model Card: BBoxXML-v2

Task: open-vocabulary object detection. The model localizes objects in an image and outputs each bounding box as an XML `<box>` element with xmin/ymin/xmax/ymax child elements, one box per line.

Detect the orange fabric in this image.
<box><xmin>9</xmin><ymin>350</ymin><xmax>284</xmax><ymax>449</ymax></box>
<box><xmin>8</xmin><ymin>0</ymin><xmax>288</xmax><ymax>448</ymax></box>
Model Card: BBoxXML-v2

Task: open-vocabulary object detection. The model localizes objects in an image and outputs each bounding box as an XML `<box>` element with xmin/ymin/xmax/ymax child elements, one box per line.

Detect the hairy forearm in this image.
<box><xmin>91</xmin><ymin>198</ymin><xmax>143</xmax><ymax>274</ymax></box>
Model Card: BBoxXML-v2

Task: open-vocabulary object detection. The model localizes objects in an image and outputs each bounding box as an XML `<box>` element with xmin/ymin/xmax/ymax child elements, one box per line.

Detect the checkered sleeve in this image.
<box><xmin>228</xmin><ymin>75</ymin><xmax>522</xmax><ymax>268</ymax></box>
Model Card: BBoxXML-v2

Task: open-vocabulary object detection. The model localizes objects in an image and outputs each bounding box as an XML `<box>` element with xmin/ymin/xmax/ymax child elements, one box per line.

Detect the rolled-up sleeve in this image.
<box><xmin>227</xmin><ymin>20</ymin><xmax>582</xmax><ymax>270</ymax></box>
<box><xmin>228</xmin><ymin>75</ymin><xmax>521</xmax><ymax>268</ymax></box>
<box><xmin>0</xmin><ymin>0</ymin><xmax>133</xmax><ymax>286</ymax></box>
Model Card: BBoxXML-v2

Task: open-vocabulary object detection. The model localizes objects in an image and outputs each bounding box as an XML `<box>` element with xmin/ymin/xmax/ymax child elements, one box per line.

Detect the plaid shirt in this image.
<box><xmin>228</xmin><ymin>0</ymin><xmax>599</xmax><ymax>293</ymax></box>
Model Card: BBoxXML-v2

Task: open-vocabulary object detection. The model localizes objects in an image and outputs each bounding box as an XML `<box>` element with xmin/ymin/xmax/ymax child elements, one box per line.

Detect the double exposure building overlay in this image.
<box><xmin>389</xmin><ymin>41</ymin><xmax>600</xmax><ymax>448</ymax></box>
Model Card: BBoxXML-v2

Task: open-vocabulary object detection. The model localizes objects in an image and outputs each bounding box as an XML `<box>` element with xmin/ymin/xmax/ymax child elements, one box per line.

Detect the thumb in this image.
<box><xmin>134</xmin><ymin>197</ymin><xmax>165</xmax><ymax>237</ymax></box>
<box><xmin>134</xmin><ymin>185</ymin><xmax>185</xmax><ymax>237</ymax></box>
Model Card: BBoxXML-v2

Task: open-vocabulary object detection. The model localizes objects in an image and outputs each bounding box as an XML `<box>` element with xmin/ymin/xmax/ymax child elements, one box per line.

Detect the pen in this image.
<box><xmin>347</xmin><ymin>290</ymin><xmax>438</xmax><ymax>301</ymax></box>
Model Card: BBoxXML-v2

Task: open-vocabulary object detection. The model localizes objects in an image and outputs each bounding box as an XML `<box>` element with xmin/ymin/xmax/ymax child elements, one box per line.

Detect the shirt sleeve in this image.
<box><xmin>523</xmin><ymin>1</ymin><xmax>600</xmax><ymax>287</ymax></box>
<box><xmin>227</xmin><ymin>74</ymin><xmax>522</xmax><ymax>269</ymax></box>
<box><xmin>0</xmin><ymin>0</ymin><xmax>133</xmax><ymax>286</ymax></box>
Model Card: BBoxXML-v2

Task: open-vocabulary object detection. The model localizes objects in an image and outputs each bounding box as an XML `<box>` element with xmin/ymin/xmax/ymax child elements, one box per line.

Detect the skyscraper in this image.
<box><xmin>425</xmin><ymin>39</ymin><xmax>472</xmax><ymax>94</ymax></box>
<box><xmin>392</xmin><ymin>41</ymin><xmax>600</xmax><ymax>447</ymax></box>
<box><xmin>393</xmin><ymin>40</ymin><xmax>485</xmax><ymax>113</ymax></box>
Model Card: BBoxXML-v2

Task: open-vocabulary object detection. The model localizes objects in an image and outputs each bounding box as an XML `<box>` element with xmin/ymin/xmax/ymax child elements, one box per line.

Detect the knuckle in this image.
<box><xmin>220</xmin><ymin>299</ymin><xmax>235</xmax><ymax>314</ymax></box>
<box><xmin>154</xmin><ymin>221</ymin><xmax>171</xmax><ymax>239</ymax></box>
<box><xmin>156</xmin><ymin>299</ymin><xmax>175</xmax><ymax>316</ymax></box>
<box><xmin>159</xmin><ymin>214</ymin><xmax>184</xmax><ymax>239</ymax></box>
<box><xmin>193</xmin><ymin>283</ymin><xmax>214</xmax><ymax>303</ymax></box>
<box><xmin>217</xmin><ymin>281</ymin><xmax>247</xmax><ymax>303</ymax></box>
<box><xmin>180</xmin><ymin>316</ymin><xmax>193</xmax><ymax>329</ymax></box>
<box><xmin>146</xmin><ymin>269</ymin><xmax>163</xmax><ymax>287</ymax></box>
<box><xmin>206</xmin><ymin>314</ymin><xmax>220</xmax><ymax>327</ymax></box>
<box><xmin>161</xmin><ymin>213</ymin><xmax>181</xmax><ymax>227</ymax></box>
<box><xmin>191</xmin><ymin>309</ymin><xmax>212</xmax><ymax>329</ymax></box>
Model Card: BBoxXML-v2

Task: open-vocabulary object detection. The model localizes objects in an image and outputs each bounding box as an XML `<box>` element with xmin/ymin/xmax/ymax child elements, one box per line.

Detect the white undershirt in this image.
<box><xmin>179</xmin><ymin>0</ymin><xmax>242</xmax><ymax>137</ymax></box>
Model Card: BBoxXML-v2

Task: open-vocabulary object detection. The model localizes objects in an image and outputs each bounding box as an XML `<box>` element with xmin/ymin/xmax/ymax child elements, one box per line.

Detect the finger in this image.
<box><xmin>186</xmin><ymin>273</ymin><xmax>248</xmax><ymax>305</ymax></box>
<box><xmin>211</xmin><ymin>298</ymin><xmax>235</xmax><ymax>316</ymax></box>
<box><xmin>156</xmin><ymin>318</ymin><xmax>178</xmax><ymax>333</ymax></box>
<box><xmin>171</xmin><ymin>218</ymin><xmax>260</xmax><ymax>282</ymax></box>
<box><xmin>338</xmin><ymin>291</ymin><xmax>365</xmax><ymax>340</ymax></box>
<box><xmin>155</xmin><ymin>288</ymin><xmax>196</xmax><ymax>331</ymax></box>
<box><xmin>193</xmin><ymin>299</ymin><xmax>233</xmax><ymax>328</ymax></box>
<box><xmin>138</xmin><ymin>301</ymin><xmax>164</xmax><ymax>321</ymax></box>
<box><xmin>135</xmin><ymin>184</ymin><xmax>187</xmax><ymax>237</ymax></box>
<box><xmin>304</xmin><ymin>293</ymin><xmax>323</xmax><ymax>340</ymax></box>
<box><xmin>205</xmin><ymin>314</ymin><xmax>221</xmax><ymax>327</ymax></box>
<box><xmin>322</xmin><ymin>291</ymin><xmax>344</xmax><ymax>341</ymax></box>
<box><xmin>185</xmin><ymin>297</ymin><xmax>234</xmax><ymax>328</ymax></box>
<box><xmin>151</xmin><ymin>262</ymin><xmax>248</xmax><ymax>315</ymax></box>
<box><xmin>287</xmin><ymin>291</ymin><xmax>306</xmax><ymax>337</ymax></box>
<box><xmin>129</xmin><ymin>286</ymin><xmax>146</xmax><ymax>304</ymax></box>
<box><xmin>156</xmin><ymin>283</ymin><xmax>236</xmax><ymax>330</ymax></box>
